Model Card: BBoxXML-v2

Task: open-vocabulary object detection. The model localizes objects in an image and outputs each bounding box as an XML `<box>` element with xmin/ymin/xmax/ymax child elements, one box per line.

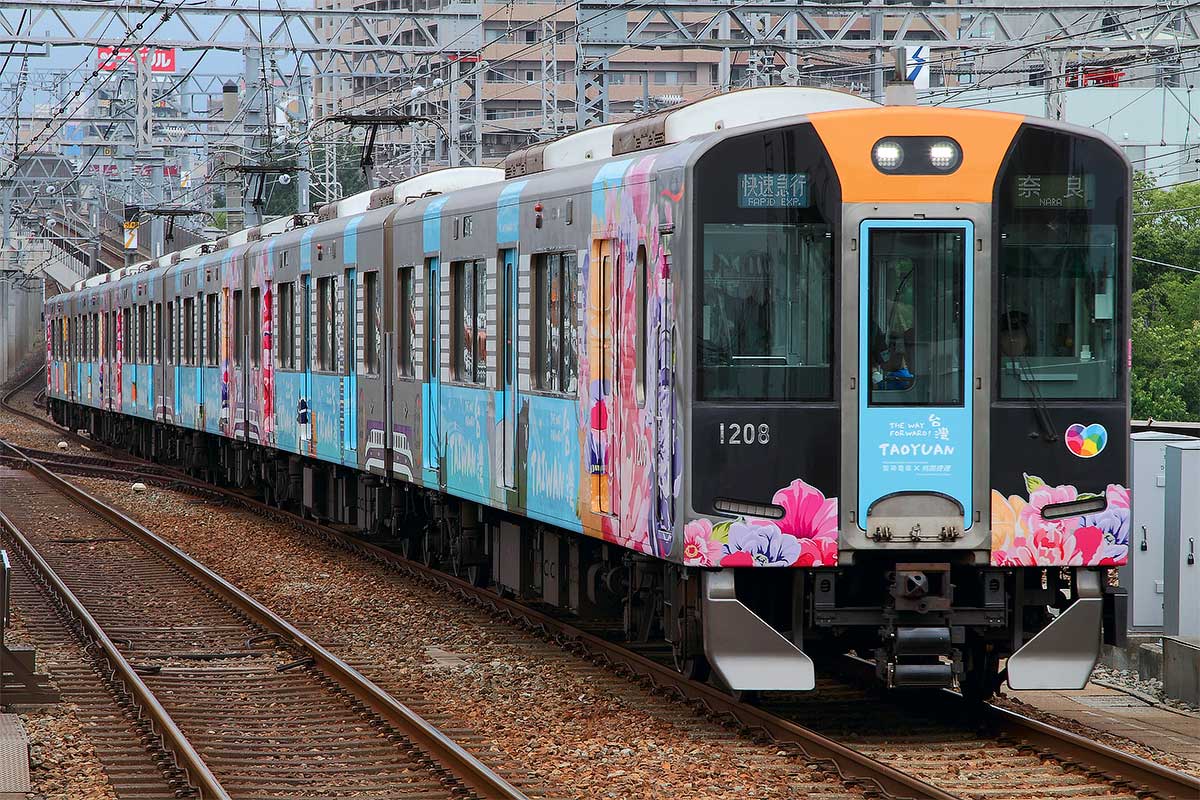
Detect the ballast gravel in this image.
<box><xmin>69</xmin><ymin>477</ymin><xmax>863</xmax><ymax>800</ymax></box>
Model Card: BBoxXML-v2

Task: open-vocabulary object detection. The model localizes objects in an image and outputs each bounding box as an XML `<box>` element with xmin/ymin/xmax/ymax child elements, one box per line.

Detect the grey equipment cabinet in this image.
<box><xmin>1163</xmin><ymin>440</ymin><xmax>1200</xmax><ymax>639</ymax></box>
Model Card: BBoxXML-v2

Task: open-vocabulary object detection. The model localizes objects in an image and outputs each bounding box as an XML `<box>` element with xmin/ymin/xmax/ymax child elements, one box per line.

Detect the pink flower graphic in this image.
<box><xmin>795</xmin><ymin>535</ymin><xmax>837</xmax><ymax>567</ymax></box>
<box><xmin>682</xmin><ymin>519</ymin><xmax>724</xmax><ymax>567</ymax></box>
<box><xmin>773</xmin><ymin>479</ymin><xmax>839</xmax><ymax>540</ymax></box>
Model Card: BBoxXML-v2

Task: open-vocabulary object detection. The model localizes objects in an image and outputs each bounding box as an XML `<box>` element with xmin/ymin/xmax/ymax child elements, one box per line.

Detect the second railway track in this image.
<box><xmin>4</xmin><ymin>368</ymin><xmax>1199</xmax><ymax>800</ymax></box>
<box><xmin>0</xmin><ymin>437</ymin><xmax>534</xmax><ymax>800</ymax></box>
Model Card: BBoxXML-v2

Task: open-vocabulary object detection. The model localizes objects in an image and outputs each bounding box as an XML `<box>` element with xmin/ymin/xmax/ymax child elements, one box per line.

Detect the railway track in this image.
<box><xmin>6</xmin><ymin>368</ymin><xmax>1200</xmax><ymax>800</ymax></box>
<box><xmin>0</xmin><ymin>437</ymin><xmax>534</xmax><ymax>800</ymax></box>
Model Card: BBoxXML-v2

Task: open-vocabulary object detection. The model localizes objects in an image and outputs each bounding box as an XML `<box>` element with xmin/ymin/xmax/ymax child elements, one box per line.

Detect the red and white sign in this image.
<box><xmin>97</xmin><ymin>47</ymin><xmax>177</xmax><ymax>73</ymax></box>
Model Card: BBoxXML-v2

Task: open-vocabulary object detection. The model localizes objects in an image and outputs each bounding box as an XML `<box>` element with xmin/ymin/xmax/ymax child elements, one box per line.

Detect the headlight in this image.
<box><xmin>871</xmin><ymin>136</ymin><xmax>963</xmax><ymax>174</ymax></box>
<box><xmin>928</xmin><ymin>140</ymin><xmax>961</xmax><ymax>170</ymax></box>
<box><xmin>873</xmin><ymin>140</ymin><xmax>904</xmax><ymax>171</ymax></box>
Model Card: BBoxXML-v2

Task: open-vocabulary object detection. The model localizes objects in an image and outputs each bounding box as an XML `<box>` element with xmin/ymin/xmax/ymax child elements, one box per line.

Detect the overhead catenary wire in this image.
<box><xmin>4</xmin><ymin>0</ymin><xmax>176</xmax><ymax>174</ymax></box>
<box><xmin>1134</xmin><ymin>203</ymin><xmax>1200</xmax><ymax>215</ymax></box>
<box><xmin>1133</xmin><ymin>255</ymin><xmax>1200</xmax><ymax>274</ymax></box>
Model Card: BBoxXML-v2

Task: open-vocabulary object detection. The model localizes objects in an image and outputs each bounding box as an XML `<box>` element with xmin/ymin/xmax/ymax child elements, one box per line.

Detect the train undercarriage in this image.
<box><xmin>51</xmin><ymin>399</ymin><xmax>1125</xmax><ymax>701</ymax></box>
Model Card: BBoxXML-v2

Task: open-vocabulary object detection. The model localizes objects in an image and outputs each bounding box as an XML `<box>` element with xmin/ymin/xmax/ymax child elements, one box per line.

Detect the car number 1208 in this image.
<box><xmin>719</xmin><ymin>422</ymin><xmax>770</xmax><ymax>445</ymax></box>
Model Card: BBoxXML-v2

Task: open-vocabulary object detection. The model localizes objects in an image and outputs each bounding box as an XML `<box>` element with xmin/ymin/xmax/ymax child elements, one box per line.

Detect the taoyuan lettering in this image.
<box><xmin>877</xmin><ymin>413</ymin><xmax>956</xmax><ymax>474</ymax></box>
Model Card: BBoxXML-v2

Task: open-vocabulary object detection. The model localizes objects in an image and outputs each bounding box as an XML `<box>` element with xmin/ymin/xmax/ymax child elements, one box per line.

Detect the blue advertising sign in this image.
<box><xmin>737</xmin><ymin>173</ymin><xmax>809</xmax><ymax>209</ymax></box>
<box><xmin>857</xmin><ymin>219</ymin><xmax>974</xmax><ymax>530</ymax></box>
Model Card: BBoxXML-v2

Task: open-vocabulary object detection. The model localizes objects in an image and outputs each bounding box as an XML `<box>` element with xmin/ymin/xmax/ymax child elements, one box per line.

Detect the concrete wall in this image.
<box><xmin>0</xmin><ymin>275</ymin><xmax>43</xmax><ymax>386</ymax></box>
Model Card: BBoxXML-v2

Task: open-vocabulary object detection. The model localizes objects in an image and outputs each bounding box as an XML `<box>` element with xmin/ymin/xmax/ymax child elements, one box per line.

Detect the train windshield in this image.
<box><xmin>695</xmin><ymin>126</ymin><xmax>839</xmax><ymax>401</ymax></box>
<box><xmin>699</xmin><ymin>223</ymin><xmax>832</xmax><ymax>400</ymax></box>
<box><xmin>996</xmin><ymin>127</ymin><xmax>1125</xmax><ymax>400</ymax></box>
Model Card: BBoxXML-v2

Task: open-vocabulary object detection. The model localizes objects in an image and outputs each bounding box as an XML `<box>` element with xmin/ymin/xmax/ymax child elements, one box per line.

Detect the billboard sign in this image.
<box><xmin>97</xmin><ymin>47</ymin><xmax>177</xmax><ymax>73</ymax></box>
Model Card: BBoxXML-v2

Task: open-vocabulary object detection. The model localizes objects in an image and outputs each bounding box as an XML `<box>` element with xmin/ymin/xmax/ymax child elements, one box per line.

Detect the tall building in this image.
<box><xmin>310</xmin><ymin>0</ymin><xmax>1199</xmax><ymax>184</ymax></box>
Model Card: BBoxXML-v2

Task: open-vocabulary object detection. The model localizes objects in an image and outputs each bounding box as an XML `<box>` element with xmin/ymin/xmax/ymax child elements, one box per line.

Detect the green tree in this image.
<box><xmin>1131</xmin><ymin>173</ymin><xmax>1200</xmax><ymax>421</ymax></box>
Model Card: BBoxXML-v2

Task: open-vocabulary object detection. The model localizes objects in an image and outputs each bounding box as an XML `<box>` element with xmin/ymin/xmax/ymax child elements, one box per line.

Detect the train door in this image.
<box><xmin>501</xmin><ymin>248</ymin><xmax>518</xmax><ymax>490</ymax></box>
<box><xmin>857</xmin><ymin>220</ymin><xmax>974</xmax><ymax>535</ymax></box>
<box><xmin>589</xmin><ymin>239</ymin><xmax>617</xmax><ymax>518</ymax></box>
<box><xmin>652</xmin><ymin>238</ymin><xmax>675</xmax><ymax>546</ymax></box>
<box><xmin>424</xmin><ymin>257</ymin><xmax>441</xmax><ymax>481</ymax></box>
<box><xmin>343</xmin><ymin>267</ymin><xmax>358</xmax><ymax>459</ymax></box>
<box><xmin>300</xmin><ymin>274</ymin><xmax>313</xmax><ymax>455</ymax></box>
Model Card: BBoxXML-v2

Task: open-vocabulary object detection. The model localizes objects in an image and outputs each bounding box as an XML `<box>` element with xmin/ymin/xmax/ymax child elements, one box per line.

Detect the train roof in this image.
<box><xmin>505</xmin><ymin>86</ymin><xmax>876</xmax><ymax>178</ymax></box>
<box><xmin>51</xmin><ymin>87</ymin><xmax>1127</xmax><ymax>307</ymax></box>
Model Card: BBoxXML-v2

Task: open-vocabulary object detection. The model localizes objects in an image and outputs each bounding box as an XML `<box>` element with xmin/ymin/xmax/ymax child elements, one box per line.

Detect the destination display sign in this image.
<box><xmin>737</xmin><ymin>172</ymin><xmax>809</xmax><ymax>209</ymax></box>
<box><xmin>1012</xmin><ymin>173</ymin><xmax>1095</xmax><ymax>209</ymax></box>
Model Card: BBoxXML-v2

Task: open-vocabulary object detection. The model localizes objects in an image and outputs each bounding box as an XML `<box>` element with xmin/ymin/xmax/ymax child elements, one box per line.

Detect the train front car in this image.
<box><xmin>681</xmin><ymin>107</ymin><xmax>1130</xmax><ymax>697</ymax></box>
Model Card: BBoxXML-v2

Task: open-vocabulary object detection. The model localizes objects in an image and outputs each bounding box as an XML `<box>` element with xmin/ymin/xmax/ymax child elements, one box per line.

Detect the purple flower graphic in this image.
<box><xmin>720</xmin><ymin>521</ymin><xmax>802</xmax><ymax>567</ymax></box>
<box><xmin>1080</xmin><ymin>503</ymin><xmax>1130</xmax><ymax>547</ymax></box>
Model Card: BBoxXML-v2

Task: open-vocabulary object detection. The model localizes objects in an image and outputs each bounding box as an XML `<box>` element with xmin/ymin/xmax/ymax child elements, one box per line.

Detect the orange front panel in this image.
<box><xmin>808</xmin><ymin>107</ymin><xmax>1026</xmax><ymax>204</ymax></box>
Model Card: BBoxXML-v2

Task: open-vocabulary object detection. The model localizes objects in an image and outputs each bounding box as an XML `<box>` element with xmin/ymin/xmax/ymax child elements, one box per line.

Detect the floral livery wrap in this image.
<box><xmin>683</xmin><ymin>479</ymin><xmax>838</xmax><ymax>567</ymax></box>
<box><xmin>991</xmin><ymin>474</ymin><xmax>1129</xmax><ymax>567</ymax></box>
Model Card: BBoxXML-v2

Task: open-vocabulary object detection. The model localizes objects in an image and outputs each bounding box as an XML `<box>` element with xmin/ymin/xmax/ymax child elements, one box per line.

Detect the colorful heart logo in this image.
<box><xmin>1065</xmin><ymin>423</ymin><xmax>1107</xmax><ymax>458</ymax></box>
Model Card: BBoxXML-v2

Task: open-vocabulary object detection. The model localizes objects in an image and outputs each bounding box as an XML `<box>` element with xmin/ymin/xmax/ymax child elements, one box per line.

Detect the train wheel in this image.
<box><xmin>677</xmin><ymin>653</ymin><xmax>712</xmax><ymax>683</ymax></box>
<box><xmin>671</xmin><ymin>638</ymin><xmax>711</xmax><ymax>682</ymax></box>
<box><xmin>421</xmin><ymin>523</ymin><xmax>440</xmax><ymax>569</ymax></box>
<box><xmin>959</xmin><ymin>645</ymin><xmax>1002</xmax><ymax>704</ymax></box>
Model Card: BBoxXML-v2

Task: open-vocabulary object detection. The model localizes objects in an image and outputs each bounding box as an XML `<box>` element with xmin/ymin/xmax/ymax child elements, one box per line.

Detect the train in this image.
<box><xmin>43</xmin><ymin>86</ymin><xmax>1130</xmax><ymax>699</ymax></box>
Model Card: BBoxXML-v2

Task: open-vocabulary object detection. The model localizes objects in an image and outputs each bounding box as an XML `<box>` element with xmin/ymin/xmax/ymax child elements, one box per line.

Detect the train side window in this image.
<box><xmin>183</xmin><ymin>297</ymin><xmax>195</xmax><ymax>366</ymax></box>
<box><xmin>398</xmin><ymin>266</ymin><xmax>415</xmax><ymax>377</ymax></box>
<box><xmin>635</xmin><ymin>245</ymin><xmax>647</xmax><ymax>407</ymax></box>
<box><xmin>137</xmin><ymin>305</ymin><xmax>148</xmax><ymax>363</ymax></box>
<box><xmin>451</xmin><ymin>259</ymin><xmax>487</xmax><ymax>384</ymax></box>
<box><xmin>317</xmin><ymin>276</ymin><xmax>336</xmax><ymax>372</ymax></box>
<box><xmin>165</xmin><ymin>303</ymin><xmax>174</xmax><ymax>363</ymax></box>
<box><xmin>277</xmin><ymin>282</ymin><xmax>295</xmax><ymax>370</ymax></box>
<box><xmin>122</xmin><ymin>308</ymin><xmax>132</xmax><ymax>362</ymax></box>
<box><xmin>363</xmin><ymin>271</ymin><xmax>380</xmax><ymax>376</ymax></box>
<box><xmin>154</xmin><ymin>303</ymin><xmax>161</xmax><ymax>362</ymax></box>
<box><xmin>206</xmin><ymin>294</ymin><xmax>220</xmax><ymax>367</ymax></box>
<box><xmin>233</xmin><ymin>289</ymin><xmax>244</xmax><ymax>367</ymax></box>
<box><xmin>250</xmin><ymin>286</ymin><xmax>262</xmax><ymax>367</ymax></box>
<box><xmin>533</xmin><ymin>251</ymin><xmax>578</xmax><ymax>395</ymax></box>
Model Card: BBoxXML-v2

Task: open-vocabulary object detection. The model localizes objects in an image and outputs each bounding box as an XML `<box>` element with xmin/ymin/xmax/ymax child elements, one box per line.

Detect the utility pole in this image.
<box><xmin>1041</xmin><ymin>48</ymin><xmax>1067</xmax><ymax>121</ymax></box>
<box><xmin>296</xmin><ymin>136</ymin><xmax>311</xmax><ymax>214</ymax></box>
<box><xmin>222</xmin><ymin>81</ymin><xmax>243</xmax><ymax>233</ymax></box>
<box><xmin>242</xmin><ymin>48</ymin><xmax>266</xmax><ymax>229</ymax></box>
<box><xmin>870</xmin><ymin>1</ymin><xmax>885</xmax><ymax>104</ymax></box>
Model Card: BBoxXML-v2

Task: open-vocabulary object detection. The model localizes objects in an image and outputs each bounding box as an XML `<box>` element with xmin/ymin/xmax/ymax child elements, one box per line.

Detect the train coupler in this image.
<box><xmin>880</xmin><ymin>626</ymin><xmax>957</xmax><ymax>688</ymax></box>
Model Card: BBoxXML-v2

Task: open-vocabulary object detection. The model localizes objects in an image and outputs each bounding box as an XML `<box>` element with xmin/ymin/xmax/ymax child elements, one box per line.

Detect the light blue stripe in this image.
<box><xmin>591</xmin><ymin>160</ymin><xmax>633</xmax><ymax>222</ymax></box>
<box><xmin>496</xmin><ymin>180</ymin><xmax>528</xmax><ymax>244</ymax></box>
<box><xmin>343</xmin><ymin>216</ymin><xmax>362</xmax><ymax>265</ymax></box>
<box><xmin>300</xmin><ymin>228</ymin><xmax>315</xmax><ymax>273</ymax></box>
<box><xmin>423</xmin><ymin>197</ymin><xmax>449</xmax><ymax>254</ymax></box>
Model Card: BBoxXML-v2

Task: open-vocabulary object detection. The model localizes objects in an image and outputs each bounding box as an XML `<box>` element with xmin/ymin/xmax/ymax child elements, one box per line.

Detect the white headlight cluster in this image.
<box><xmin>928</xmin><ymin>140</ymin><xmax>961</xmax><ymax>170</ymax></box>
<box><xmin>872</xmin><ymin>140</ymin><xmax>904</xmax><ymax>171</ymax></box>
<box><xmin>871</xmin><ymin>137</ymin><xmax>962</xmax><ymax>173</ymax></box>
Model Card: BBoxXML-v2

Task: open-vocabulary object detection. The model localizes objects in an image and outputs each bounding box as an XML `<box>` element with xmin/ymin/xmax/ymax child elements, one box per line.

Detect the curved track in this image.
<box><xmin>9</xmin><ymin>368</ymin><xmax>1200</xmax><ymax>800</ymax></box>
<box><xmin>0</xmin><ymin>419</ymin><xmax>532</xmax><ymax>798</ymax></box>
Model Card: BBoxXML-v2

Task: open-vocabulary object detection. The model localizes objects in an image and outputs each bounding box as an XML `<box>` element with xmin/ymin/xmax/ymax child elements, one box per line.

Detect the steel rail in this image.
<box><xmin>155</xmin><ymin>483</ymin><xmax>961</xmax><ymax>800</ymax></box>
<box><xmin>11</xmin><ymin>371</ymin><xmax>1200</xmax><ymax>799</ymax></box>
<box><xmin>982</xmin><ymin>704</ymin><xmax>1200</xmax><ymax>800</ymax></box>
<box><xmin>0</xmin><ymin>436</ymin><xmax>531</xmax><ymax>800</ymax></box>
<box><xmin>0</xmin><ymin>449</ymin><xmax>231</xmax><ymax>800</ymax></box>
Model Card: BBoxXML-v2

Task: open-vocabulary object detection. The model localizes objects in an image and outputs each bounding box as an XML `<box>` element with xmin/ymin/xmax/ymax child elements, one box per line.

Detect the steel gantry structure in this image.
<box><xmin>0</xmin><ymin>0</ymin><xmax>488</xmax><ymax>273</ymax></box>
<box><xmin>574</xmin><ymin>1</ymin><xmax>1200</xmax><ymax>128</ymax></box>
